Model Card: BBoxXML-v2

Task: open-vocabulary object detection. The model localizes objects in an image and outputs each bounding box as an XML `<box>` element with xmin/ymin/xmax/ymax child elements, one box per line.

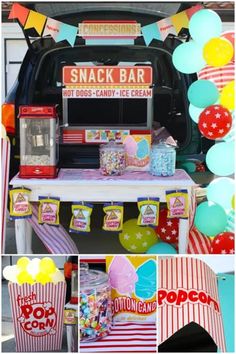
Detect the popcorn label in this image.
<box><xmin>9</xmin><ymin>188</ymin><xmax>32</xmax><ymax>219</ymax></box>
<box><xmin>8</xmin><ymin>282</ymin><xmax>66</xmax><ymax>352</ymax></box>
<box><xmin>106</xmin><ymin>255</ymin><xmax>157</xmax><ymax>322</ymax></box>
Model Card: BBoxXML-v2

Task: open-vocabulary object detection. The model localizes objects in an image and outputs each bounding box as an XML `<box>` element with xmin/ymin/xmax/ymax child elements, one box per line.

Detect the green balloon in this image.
<box><xmin>188</xmin><ymin>80</ymin><xmax>219</xmax><ymax>108</ymax></box>
<box><xmin>189</xmin><ymin>9</ymin><xmax>222</xmax><ymax>45</ymax></box>
<box><xmin>207</xmin><ymin>177</ymin><xmax>234</xmax><ymax>211</ymax></box>
<box><xmin>180</xmin><ymin>162</ymin><xmax>196</xmax><ymax>173</ymax></box>
<box><xmin>172</xmin><ymin>41</ymin><xmax>206</xmax><ymax>74</ymax></box>
<box><xmin>206</xmin><ymin>142</ymin><xmax>235</xmax><ymax>176</ymax></box>
<box><xmin>119</xmin><ymin>219</ymin><xmax>157</xmax><ymax>253</ymax></box>
<box><xmin>194</xmin><ymin>201</ymin><xmax>227</xmax><ymax>236</ymax></box>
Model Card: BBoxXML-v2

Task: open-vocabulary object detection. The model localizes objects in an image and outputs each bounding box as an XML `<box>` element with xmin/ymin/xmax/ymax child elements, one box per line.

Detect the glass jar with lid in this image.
<box><xmin>150</xmin><ymin>141</ymin><xmax>176</xmax><ymax>176</ymax></box>
<box><xmin>80</xmin><ymin>263</ymin><xmax>112</xmax><ymax>342</ymax></box>
<box><xmin>99</xmin><ymin>141</ymin><xmax>125</xmax><ymax>176</ymax></box>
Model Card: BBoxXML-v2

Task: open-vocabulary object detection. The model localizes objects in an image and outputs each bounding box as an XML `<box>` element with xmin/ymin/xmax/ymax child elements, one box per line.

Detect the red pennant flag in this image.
<box><xmin>8</xmin><ymin>3</ymin><xmax>29</xmax><ymax>26</ymax></box>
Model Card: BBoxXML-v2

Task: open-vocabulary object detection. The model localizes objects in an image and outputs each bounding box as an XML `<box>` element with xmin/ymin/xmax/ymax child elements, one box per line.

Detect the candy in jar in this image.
<box><xmin>99</xmin><ymin>141</ymin><xmax>125</xmax><ymax>176</ymax></box>
<box><xmin>150</xmin><ymin>142</ymin><xmax>176</xmax><ymax>177</ymax></box>
<box><xmin>80</xmin><ymin>264</ymin><xmax>112</xmax><ymax>342</ymax></box>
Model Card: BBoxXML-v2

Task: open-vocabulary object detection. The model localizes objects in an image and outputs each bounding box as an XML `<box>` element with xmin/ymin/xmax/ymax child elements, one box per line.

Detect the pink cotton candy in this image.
<box><xmin>108</xmin><ymin>256</ymin><xmax>138</xmax><ymax>294</ymax></box>
<box><xmin>123</xmin><ymin>136</ymin><xmax>137</xmax><ymax>156</ymax></box>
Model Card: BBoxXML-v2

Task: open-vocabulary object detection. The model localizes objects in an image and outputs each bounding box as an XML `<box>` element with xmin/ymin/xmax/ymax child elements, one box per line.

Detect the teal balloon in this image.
<box><xmin>206</xmin><ymin>142</ymin><xmax>235</xmax><ymax>176</ymax></box>
<box><xmin>207</xmin><ymin>177</ymin><xmax>234</xmax><ymax>211</ymax></box>
<box><xmin>194</xmin><ymin>201</ymin><xmax>227</xmax><ymax>236</ymax></box>
<box><xmin>146</xmin><ymin>242</ymin><xmax>177</xmax><ymax>254</ymax></box>
<box><xmin>189</xmin><ymin>104</ymin><xmax>204</xmax><ymax>123</ymax></box>
<box><xmin>189</xmin><ymin>9</ymin><xmax>222</xmax><ymax>45</ymax></box>
<box><xmin>135</xmin><ymin>260</ymin><xmax>156</xmax><ymax>299</ymax></box>
<box><xmin>172</xmin><ymin>41</ymin><xmax>206</xmax><ymax>74</ymax></box>
<box><xmin>187</xmin><ymin>80</ymin><xmax>219</xmax><ymax>108</ymax></box>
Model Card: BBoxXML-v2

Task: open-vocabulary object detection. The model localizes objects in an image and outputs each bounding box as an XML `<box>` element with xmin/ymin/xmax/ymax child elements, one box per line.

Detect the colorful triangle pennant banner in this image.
<box><xmin>24</xmin><ymin>10</ymin><xmax>47</xmax><ymax>36</ymax></box>
<box><xmin>8</xmin><ymin>3</ymin><xmax>30</xmax><ymax>26</ymax></box>
<box><xmin>142</xmin><ymin>4</ymin><xmax>203</xmax><ymax>45</ymax></box>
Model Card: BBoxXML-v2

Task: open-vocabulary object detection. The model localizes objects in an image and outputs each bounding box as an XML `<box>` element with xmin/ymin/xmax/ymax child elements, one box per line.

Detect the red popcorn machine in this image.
<box><xmin>18</xmin><ymin>105</ymin><xmax>59</xmax><ymax>178</ymax></box>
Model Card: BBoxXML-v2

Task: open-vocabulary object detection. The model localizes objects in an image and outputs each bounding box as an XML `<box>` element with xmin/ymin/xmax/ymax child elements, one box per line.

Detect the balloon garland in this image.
<box><xmin>172</xmin><ymin>8</ymin><xmax>235</xmax><ymax>252</ymax></box>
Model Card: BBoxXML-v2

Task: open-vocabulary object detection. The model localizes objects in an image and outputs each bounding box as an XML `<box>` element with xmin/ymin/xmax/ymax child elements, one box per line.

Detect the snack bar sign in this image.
<box><xmin>62</xmin><ymin>66</ymin><xmax>153</xmax><ymax>99</ymax></box>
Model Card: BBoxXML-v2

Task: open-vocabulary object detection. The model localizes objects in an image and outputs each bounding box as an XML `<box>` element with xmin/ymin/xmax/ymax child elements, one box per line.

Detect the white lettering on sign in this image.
<box><xmin>63</xmin><ymin>66</ymin><xmax>152</xmax><ymax>86</ymax></box>
<box><xmin>62</xmin><ymin>88</ymin><xmax>152</xmax><ymax>99</ymax></box>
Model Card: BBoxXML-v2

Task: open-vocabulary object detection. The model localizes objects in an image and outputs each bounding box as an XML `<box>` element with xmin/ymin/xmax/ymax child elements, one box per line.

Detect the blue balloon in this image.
<box><xmin>207</xmin><ymin>177</ymin><xmax>234</xmax><ymax>211</ymax></box>
<box><xmin>146</xmin><ymin>242</ymin><xmax>177</xmax><ymax>254</ymax></box>
<box><xmin>206</xmin><ymin>142</ymin><xmax>235</xmax><ymax>176</ymax></box>
<box><xmin>172</xmin><ymin>41</ymin><xmax>206</xmax><ymax>74</ymax></box>
<box><xmin>189</xmin><ymin>104</ymin><xmax>204</xmax><ymax>123</ymax></box>
<box><xmin>135</xmin><ymin>260</ymin><xmax>156</xmax><ymax>299</ymax></box>
<box><xmin>194</xmin><ymin>201</ymin><xmax>227</xmax><ymax>236</ymax></box>
<box><xmin>137</xmin><ymin>139</ymin><xmax>149</xmax><ymax>159</ymax></box>
<box><xmin>189</xmin><ymin>9</ymin><xmax>222</xmax><ymax>45</ymax></box>
<box><xmin>188</xmin><ymin>80</ymin><xmax>219</xmax><ymax>108</ymax></box>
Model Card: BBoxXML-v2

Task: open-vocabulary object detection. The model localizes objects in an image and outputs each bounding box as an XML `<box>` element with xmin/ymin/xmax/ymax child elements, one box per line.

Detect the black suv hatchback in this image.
<box><xmin>4</xmin><ymin>2</ymin><xmax>205</xmax><ymax>177</ymax></box>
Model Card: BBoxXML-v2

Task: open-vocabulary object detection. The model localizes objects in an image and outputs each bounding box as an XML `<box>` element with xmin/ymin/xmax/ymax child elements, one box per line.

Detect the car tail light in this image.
<box><xmin>2</xmin><ymin>103</ymin><xmax>15</xmax><ymax>134</ymax></box>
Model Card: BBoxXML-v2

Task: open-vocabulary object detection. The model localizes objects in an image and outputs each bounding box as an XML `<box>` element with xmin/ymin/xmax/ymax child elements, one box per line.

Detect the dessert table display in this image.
<box><xmin>10</xmin><ymin>168</ymin><xmax>196</xmax><ymax>254</ymax></box>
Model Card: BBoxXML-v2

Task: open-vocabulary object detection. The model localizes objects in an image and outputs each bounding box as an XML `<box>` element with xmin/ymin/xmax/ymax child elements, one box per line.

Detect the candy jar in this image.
<box><xmin>80</xmin><ymin>264</ymin><xmax>112</xmax><ymax>342</ymax></box>
<box><xmin>150</xmin><ymin>141</ymin><xmax>176</xmax><ymax>176</ymax></box>
<box><xmin>99</xmin><ymin>141</ymin><xmax>125</xmax><ymax>176</ymax></box>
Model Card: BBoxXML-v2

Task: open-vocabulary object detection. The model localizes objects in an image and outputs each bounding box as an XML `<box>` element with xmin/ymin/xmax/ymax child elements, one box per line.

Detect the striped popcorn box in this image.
<box><xmin>1</xmin><ymin>137</ymin><xmax>10</xmax><ymax>253</ymax></box>
<box><xmin>8</xmin><ymin>282</ymin><xmax>66</xmax><ymax>352</ymax></box>
<box><xmin>158</xmin><ymin>257</ymin><xmax>226</xmax><ymax>352</ymax></box>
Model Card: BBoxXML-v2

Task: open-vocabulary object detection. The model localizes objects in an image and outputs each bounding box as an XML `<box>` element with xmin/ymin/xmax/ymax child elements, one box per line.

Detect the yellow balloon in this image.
<box><xmin>17</xmin><ymin>271</ymin><xmax>34</xmax><ymax>285</ymax></box>
<box><xmin>220</xmin><ymin>81</ymin><xmax>235</xmax><ymax>110</ymax></box>
<box><xmin>203</xmin><ymin>37</ymin><xmax>234</xmax><ymax>67</ymax></box>
<box><xmin>35</xmin><ymin>272</ymin><xmax>52</xmax><ymax>285</ymax></box>
<box><xmin>232</xmin><ymin>195</ymin><xmax>235</xmax><ymax>210</ymax></box>
<box><xmin>39</xmin><ymin>257</ymin><xmax>56</xmax><ymax>275</ymax></box>
<box><xmin>17</xmin><ymin>257</ymin><xmax>30</xmax><ymax>270</ymax></box>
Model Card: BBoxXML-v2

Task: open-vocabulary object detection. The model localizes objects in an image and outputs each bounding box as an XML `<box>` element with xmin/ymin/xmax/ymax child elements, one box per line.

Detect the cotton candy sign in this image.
<box><xmin>106</xmin><ymin>255</ymin><xmax>157</xmax><ymax>322</ymax></box>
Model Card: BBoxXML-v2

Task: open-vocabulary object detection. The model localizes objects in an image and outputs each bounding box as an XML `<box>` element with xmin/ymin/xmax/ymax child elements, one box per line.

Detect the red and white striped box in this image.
<box><xmin>158</xmin><ymin>257</ymin><xmax>226</xmax><ymax>352</ymax></box>
<box><xmin>8</xmin><ymin>282</ymin><xmax>66</xmax><ymax>352</ymax></box>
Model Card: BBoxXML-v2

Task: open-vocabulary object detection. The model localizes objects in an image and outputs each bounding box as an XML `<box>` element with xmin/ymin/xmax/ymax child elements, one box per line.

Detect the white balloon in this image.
<box><xmin>3</xmin><ymin>265</ymin><xmax>19</xmax><ymax>283</ymax></box>
<box><xmin>27</xmin><ymin>258</ymin><xmax>41</xmax><ymax>278</ymax></box>
<box><xmin>51</xmin><ymin>269</ymin><xmax>65</xmax><ymax>284</ymax></box>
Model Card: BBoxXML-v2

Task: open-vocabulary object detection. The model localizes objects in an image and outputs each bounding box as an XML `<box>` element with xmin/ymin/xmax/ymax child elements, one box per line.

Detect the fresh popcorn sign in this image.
<box><xmin>9</xmin><ymin>282</ymin><xmax>66</xmax><ymax>352</ymax></box>
<box><xmin>17</xmin><ymin>293</ymin><xmax>57</xmax><ymax>336</ymax></box>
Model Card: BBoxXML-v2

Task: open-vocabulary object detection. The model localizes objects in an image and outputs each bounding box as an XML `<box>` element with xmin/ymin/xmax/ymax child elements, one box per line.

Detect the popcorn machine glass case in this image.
<box><xmin>18</xmin><ymin>106</ymin><xmax>59</xmax><ymax>178</ymax></box>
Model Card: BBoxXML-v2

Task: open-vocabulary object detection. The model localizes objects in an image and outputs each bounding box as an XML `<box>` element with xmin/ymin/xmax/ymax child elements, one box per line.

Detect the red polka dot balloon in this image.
<box><xmin>211</xmin><ymin>232</ymin><xmax>234</xmax><ymax>254</ymax></box>
<box><xmin>198</xmin><ymin>104</ymin><xmax>232</xmax><ymax>140</ymax></box>
<box><xmin>155</xmin><ymin>208</ymin><xmax>179</xmax><ymax>244</ymax></box>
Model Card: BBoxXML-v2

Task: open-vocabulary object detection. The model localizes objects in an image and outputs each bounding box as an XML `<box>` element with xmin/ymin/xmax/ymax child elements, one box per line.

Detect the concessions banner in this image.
<box><xmin>9</xmin><ymin>282</ymin><xmax>66</xmax><ymax>352</ymax></box>
<box><xmin>158</xmin><ymin>257</ymin><xmax>226</xmax><ymax>352</ymax></box>
<box><xmin>9</xmin><ymin>3</ymin><xmax>202</xmax><ymax>47</ymax></box>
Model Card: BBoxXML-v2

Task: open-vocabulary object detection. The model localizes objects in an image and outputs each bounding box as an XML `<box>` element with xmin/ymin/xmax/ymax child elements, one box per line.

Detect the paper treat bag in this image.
<box><xmin>106</xmin><ymin>255</ymin><xmax>157</xmax><ymax>322</ymax></box>
<box><xmin>158</xmin><ymin>257</ymin><xmax>226</xmax><ymax>352</ymax></box>
<box><xmin>8</xmin><ymin>282</ymin><xmax>66</xmax><ymax>352</ymax></box>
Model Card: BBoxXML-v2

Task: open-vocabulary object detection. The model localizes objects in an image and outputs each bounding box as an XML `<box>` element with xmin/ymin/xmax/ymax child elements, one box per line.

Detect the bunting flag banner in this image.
<box><xmin>43</xmin><ymin>17</ymin><xmax>62</xmax><ymax>40</ymax></box>
<box><xmin>8</xmin><ymin>3</ymin><xmax>29</xmax><ymax>26</ymax></box>
<box><xmin>159</xmin><ymin>257</ymin><xmax>226</xmax><ymax>352</ymax></box>
<box><xmin>24</xmin><ymin>10</ymin><xmax>47</xmax><ymax>35</ymax></box>
<box><xmin>54</xmin><ymin>23</ymin><xmax>78</xmax><ymax>46</ymax></box>
<box><xmin>142</xmin><ymin>4</ymin><xmax>203</xmax><ymax>46</ymax></box>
